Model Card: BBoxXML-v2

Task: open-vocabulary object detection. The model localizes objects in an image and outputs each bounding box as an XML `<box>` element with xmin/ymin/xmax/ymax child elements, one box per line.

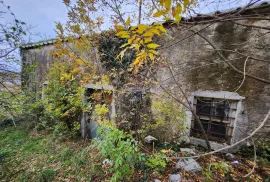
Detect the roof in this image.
<box><xmin>20</xmin><ymin>38</ymin><xmax>58</xmax><ymax>49</ymax></box>
<box><xmin>163</xmin><ymin>1</ymin><xmax>270</xmax><ymax>26</ymax></box>
<box><xmin>20</xmin><ymin>1</ymin><xmax>270</xmax><ymax>49</ymax></box>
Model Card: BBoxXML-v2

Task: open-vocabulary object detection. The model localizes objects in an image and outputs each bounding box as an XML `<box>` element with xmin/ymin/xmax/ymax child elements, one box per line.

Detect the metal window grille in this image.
<box><xmin>191</xmin><ymin>97</ymin><xmax>238</xmax><ymax>144</ymax></box>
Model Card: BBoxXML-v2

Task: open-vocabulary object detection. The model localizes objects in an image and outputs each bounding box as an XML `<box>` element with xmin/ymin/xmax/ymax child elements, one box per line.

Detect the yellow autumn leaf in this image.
<box><xmin>133</xmin><ymin>57</ymin><xmax>141</xmax><ymax>65</ymax></box>
<box><xmin>149</xmin><ymin>53</ymin><xmax>154</xmax><ymax>61</ymax></box>
<box><xmin>160</xmin><ymin>149</ymin><xmax>167</xmax><ymax>153</ymax></box>
<box><xmin>160</xmin><ymin>0</ymin><xmax>165</xmax><ymax>6</ymax></box>
<box><xmin>151</xmin><ymin>29</ymin><xmax>160</xmax><ymax>35</ymax></box>
<box><xmin>164</xmin><ymin>0</ymin><xmax>171</xmax><ymax>10</ymax></box>
<box><xmin>140</xmin><ymin>52</ymin><xmax>147</xmax><ymax>60</ymax></box>
<box><xmin>184</xmin><ymin>0</ymin><xmax>189</xmax><ymax>9</ymax></box>
<box><xmin>130</xmin><ymin>26</ymin><xmax>137</xmax><ymax>31</ymax></box>
<box><xmin>157</xmin><ymin>25</ymin><xmax>166</xmax><ymax>33</ymax></box>
<box><xmin>144</xmin><ymin>37</ymin><xmax>152</xmax><ymax>43</ymax></box>
<box><xmin>172</xmin><ymin>7</ymin><xmax>176</xmax><ymax>17</ymax></box>
<box><xmin>120</xmin><ymin>43</ymin><xmax>130</xmax><ymax>48</ymax></box>
<box><xmin>130</xmin><ymin>44</ymin><xmax>140</xmax><ymax>50</ymax></box>
<box><xmin>175</xmin><ymin>3</ymin><xmax>182</xmax><ymax>15</ymax></box>
<box><xmin>143</xmin><ymin>31</ymin><xmax>154</xmax><ymax>37</ymax></box>
<box><xmin>126</xmin><ymin>16</ymin><xmax>131</xmax><ymax>26</ymax></box>
<box><xmin>162</xmin><ymin>17</ymin><xmax>171</xmax><ymax>21</ymax></box>
<box><xmin>137</xmin><ymin>24</ymin><xmax>148</xmax><ymax>34</ymax></box>
<box><xmin>120</xmin><ymin>34</ymin><xmax>130</xmax><ymax>39</ymax></box>
<box><xmin>115</xmin><ymin>25</ymin><xmax>124</xmax><ymax>31</ymax></box>
<box><xmin>116</xmin><ymin>31</ymin><xmax>127</xmax><ymax>36</ymax></box>
<box><xmin>175</xmin><ymin>14</ymin><xmax>182</xmax><ymax>23</ymax></box>
<box><xmin>153</xmin><ymin>10</ymin><xmax>167</xmax><ymax>17</ymax></box>
<box><xmin>149</xmin><ymin>49</ymin><xmax>158</xmax><ymax>55</ymax></box>
<box><xmin>71</xmin><ymin>67</ymin><xmax>80</xmax><ymax>74</ymax></box>
<box><xmin>75</xmin><ymin>59</ymin><xmax>84</xmax><ymax>65</ymax></box>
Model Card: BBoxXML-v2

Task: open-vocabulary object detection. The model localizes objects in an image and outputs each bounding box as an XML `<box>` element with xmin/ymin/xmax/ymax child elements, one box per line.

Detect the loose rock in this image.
<box><xmin>176</xmin><ymin>158</ymin><xmax>201</xmax><ymax>172</ymax></box>
<box><xmin>225</xmin><ymin>153</ymin><xmax>235</xmax><ymax>161</ymax></box>
<box><xmin>180</xmin><ymin>148</ymin><xmax>196</xmax><ymax>155</ymax></box>
<box><xmin>169</xmin><ymin>174</ymin><xmax>182</xmax><ymax>182</ymax></box>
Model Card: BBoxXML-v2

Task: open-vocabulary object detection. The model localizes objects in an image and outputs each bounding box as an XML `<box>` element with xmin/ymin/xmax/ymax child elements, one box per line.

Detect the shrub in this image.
<box><xmin>145</xmin><ymin>152</ymin><xmax>168</xmax><ymax>173</ymax></box>
<box><xmin>96</xmin><ymin>126</ymin><xmax>145</xmax><ymax>181</ymax></box>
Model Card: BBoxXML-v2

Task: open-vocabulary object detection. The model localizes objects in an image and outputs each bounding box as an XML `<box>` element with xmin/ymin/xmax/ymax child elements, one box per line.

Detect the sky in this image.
<box><xmin>1</xmin><ymin>0</ymin><xmax>255</xmax><ymax>43</ymax></box>
<box><xmin>0</xmin><ymin>0</ymin><xmax>258</xmax><ymax>72</ymax></box>
<box><xmin>1</xmin><ymin>0</ymin><xmax>69</xmax><ymax>42</ymax></box>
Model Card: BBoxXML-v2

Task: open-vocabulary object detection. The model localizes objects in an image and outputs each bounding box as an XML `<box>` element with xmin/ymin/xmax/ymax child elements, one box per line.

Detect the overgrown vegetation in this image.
<box><xmin>0</xmin><ymin>127</ymin><xmax>104</xmax><ymax>181</ymax></box>
<box><xmin>1</xmin><ymin>0</ymin><xmax>270</xmax><ymax>181</ymax></box>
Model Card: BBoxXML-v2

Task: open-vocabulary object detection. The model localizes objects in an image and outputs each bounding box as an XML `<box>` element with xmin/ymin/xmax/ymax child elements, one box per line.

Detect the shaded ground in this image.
<box><xmin>0</xmin><ymin>127</ymin><xmax>269</xmax><ymax>181</ymax></box>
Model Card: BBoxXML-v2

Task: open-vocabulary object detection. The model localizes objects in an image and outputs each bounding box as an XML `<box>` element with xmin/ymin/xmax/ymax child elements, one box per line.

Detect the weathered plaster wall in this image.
<box><xmin>159</xmin><ymin>19</ymin><xmax>270</xmax><ymax>144</ymax></box>
<box><xmin>21</xmin><ymin>43</ymin><xmax>104</xmax><ymax>92</ymax></box>
<box><xmin>21</xmin><ymin>44</ymin><xmax>55</xmax><ymax>91</ymax></box>
<box><xmin>20</xmin><ymin>18</ymin><xmax>270</xmax><ymax>145</ymax></box>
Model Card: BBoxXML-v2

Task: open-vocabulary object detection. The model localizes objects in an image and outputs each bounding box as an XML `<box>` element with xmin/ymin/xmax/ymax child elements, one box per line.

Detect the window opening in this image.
<box><xmin>191</xmin><ymin>97</ymin><xmax>237</xmax><ymax>144</ymax></box>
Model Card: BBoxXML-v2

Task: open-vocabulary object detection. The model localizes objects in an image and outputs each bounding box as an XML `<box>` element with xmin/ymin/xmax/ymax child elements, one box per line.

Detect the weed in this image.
<box><xmin>58</xmin><ymin>147</ymin><xmax>74</xmax><ymax>161</ymax></box>
<box><xmin>38</xmin><ymin>168</ymin><xmax>57</xmax><ymax>182</ymax></box>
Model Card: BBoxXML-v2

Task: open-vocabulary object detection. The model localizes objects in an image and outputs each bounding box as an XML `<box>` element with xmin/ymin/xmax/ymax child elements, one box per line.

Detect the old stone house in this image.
<box><xmin>21</xmin><ymin>2</ymin><xmax>270</xmax><ymax>151</ymax></box>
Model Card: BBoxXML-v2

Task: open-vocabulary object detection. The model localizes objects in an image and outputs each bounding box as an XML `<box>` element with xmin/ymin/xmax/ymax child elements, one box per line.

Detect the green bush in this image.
<box><xmin>96</xmin><ymin>126</ymin><xmax>145</xmax><ymax>181</ymax></box>
<box><xmin>145</xmin><ymin>152</ymin><xmax>167</xmax><ymax>173</ymax></box>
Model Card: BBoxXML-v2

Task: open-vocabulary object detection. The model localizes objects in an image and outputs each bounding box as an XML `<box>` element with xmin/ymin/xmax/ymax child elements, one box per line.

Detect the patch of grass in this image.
<box><xmin>0</xmin><ymin>126</ymin><xmax>104</xmax><ymax>181</ymax></box>
<box><xmin>38</xmin><ymin>168</ymin><xmax>57</xmax><ymax>182</ymax></box>
<box><xmin>58</xmin><ymin>147</ymin><xmax>74</xmax><ymax>161</ymax></box>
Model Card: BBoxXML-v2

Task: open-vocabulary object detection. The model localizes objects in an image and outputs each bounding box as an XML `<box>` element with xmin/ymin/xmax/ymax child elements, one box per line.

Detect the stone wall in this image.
<box><xmin>20</xmin><ymin>17</ymin><xmax>270</xmax><ymax>147</ymax></box>
<box><xmin>21</xmin><ymin>44</ymin><xmax>55</xmax><ymax>91</ymax></box>
<box><xmin>158</xmin><ymin>19</ymin><xmax>270</xmax><ymax>146</ymax></box>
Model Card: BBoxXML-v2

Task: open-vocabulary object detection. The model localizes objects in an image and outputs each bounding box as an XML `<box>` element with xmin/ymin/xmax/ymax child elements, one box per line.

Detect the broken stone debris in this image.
<box><xmin>169</xmin><ymin>174</ymin><xmax>182</xmax><ymax>182</ymax></box>
<box><xmin>175</xmin><ymin>158</ymin><xmax>202</xmax><ymax>172</ymax></box>
<box><xmin>180</xmin><ymin>148</ymin><xmax>196</xmax><ymax>155</ymax></box>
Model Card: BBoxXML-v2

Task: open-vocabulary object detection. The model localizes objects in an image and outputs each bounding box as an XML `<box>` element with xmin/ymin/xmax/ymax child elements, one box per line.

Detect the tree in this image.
<box><xmin>0</xmin><ymin>1</ymin><xmax>27</xmax><ymax>126</ymax></box>
<box><xmin>56</xmin><ymin>0</ymin><xmax>212</xmax><ymax>149</ymax></box>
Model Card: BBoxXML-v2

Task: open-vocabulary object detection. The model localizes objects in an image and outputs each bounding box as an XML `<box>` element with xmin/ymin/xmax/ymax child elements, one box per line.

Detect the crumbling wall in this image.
<box><xmin>159</xmin><ymin>19</ymin><xmax>270</xmax><ymax>143</ymax></box>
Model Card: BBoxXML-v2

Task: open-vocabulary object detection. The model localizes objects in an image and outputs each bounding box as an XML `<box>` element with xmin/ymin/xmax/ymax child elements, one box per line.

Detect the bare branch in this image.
<box><xmin>0</xmin><ymin>47</ymin><xmax>16</xmax><ymax>59</ymax></box>
<box><xmin>243</xmin><ymin>137</ymin><xmax>256</xmax><ymax>178</ymax></box>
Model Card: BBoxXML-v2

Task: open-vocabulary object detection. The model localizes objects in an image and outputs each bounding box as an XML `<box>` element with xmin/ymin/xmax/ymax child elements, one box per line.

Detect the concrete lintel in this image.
<box><xmin>192</xmin><ymin>90</ymin><xmax>245</xmax><ymax>100</ymax></box>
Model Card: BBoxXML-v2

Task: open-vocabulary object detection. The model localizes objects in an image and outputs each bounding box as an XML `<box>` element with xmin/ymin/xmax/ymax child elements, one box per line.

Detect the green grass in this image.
<box><xmin>0</xmin><ymin>126</ymin><xmax>104</xmax><ymax>182</ymax></box>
